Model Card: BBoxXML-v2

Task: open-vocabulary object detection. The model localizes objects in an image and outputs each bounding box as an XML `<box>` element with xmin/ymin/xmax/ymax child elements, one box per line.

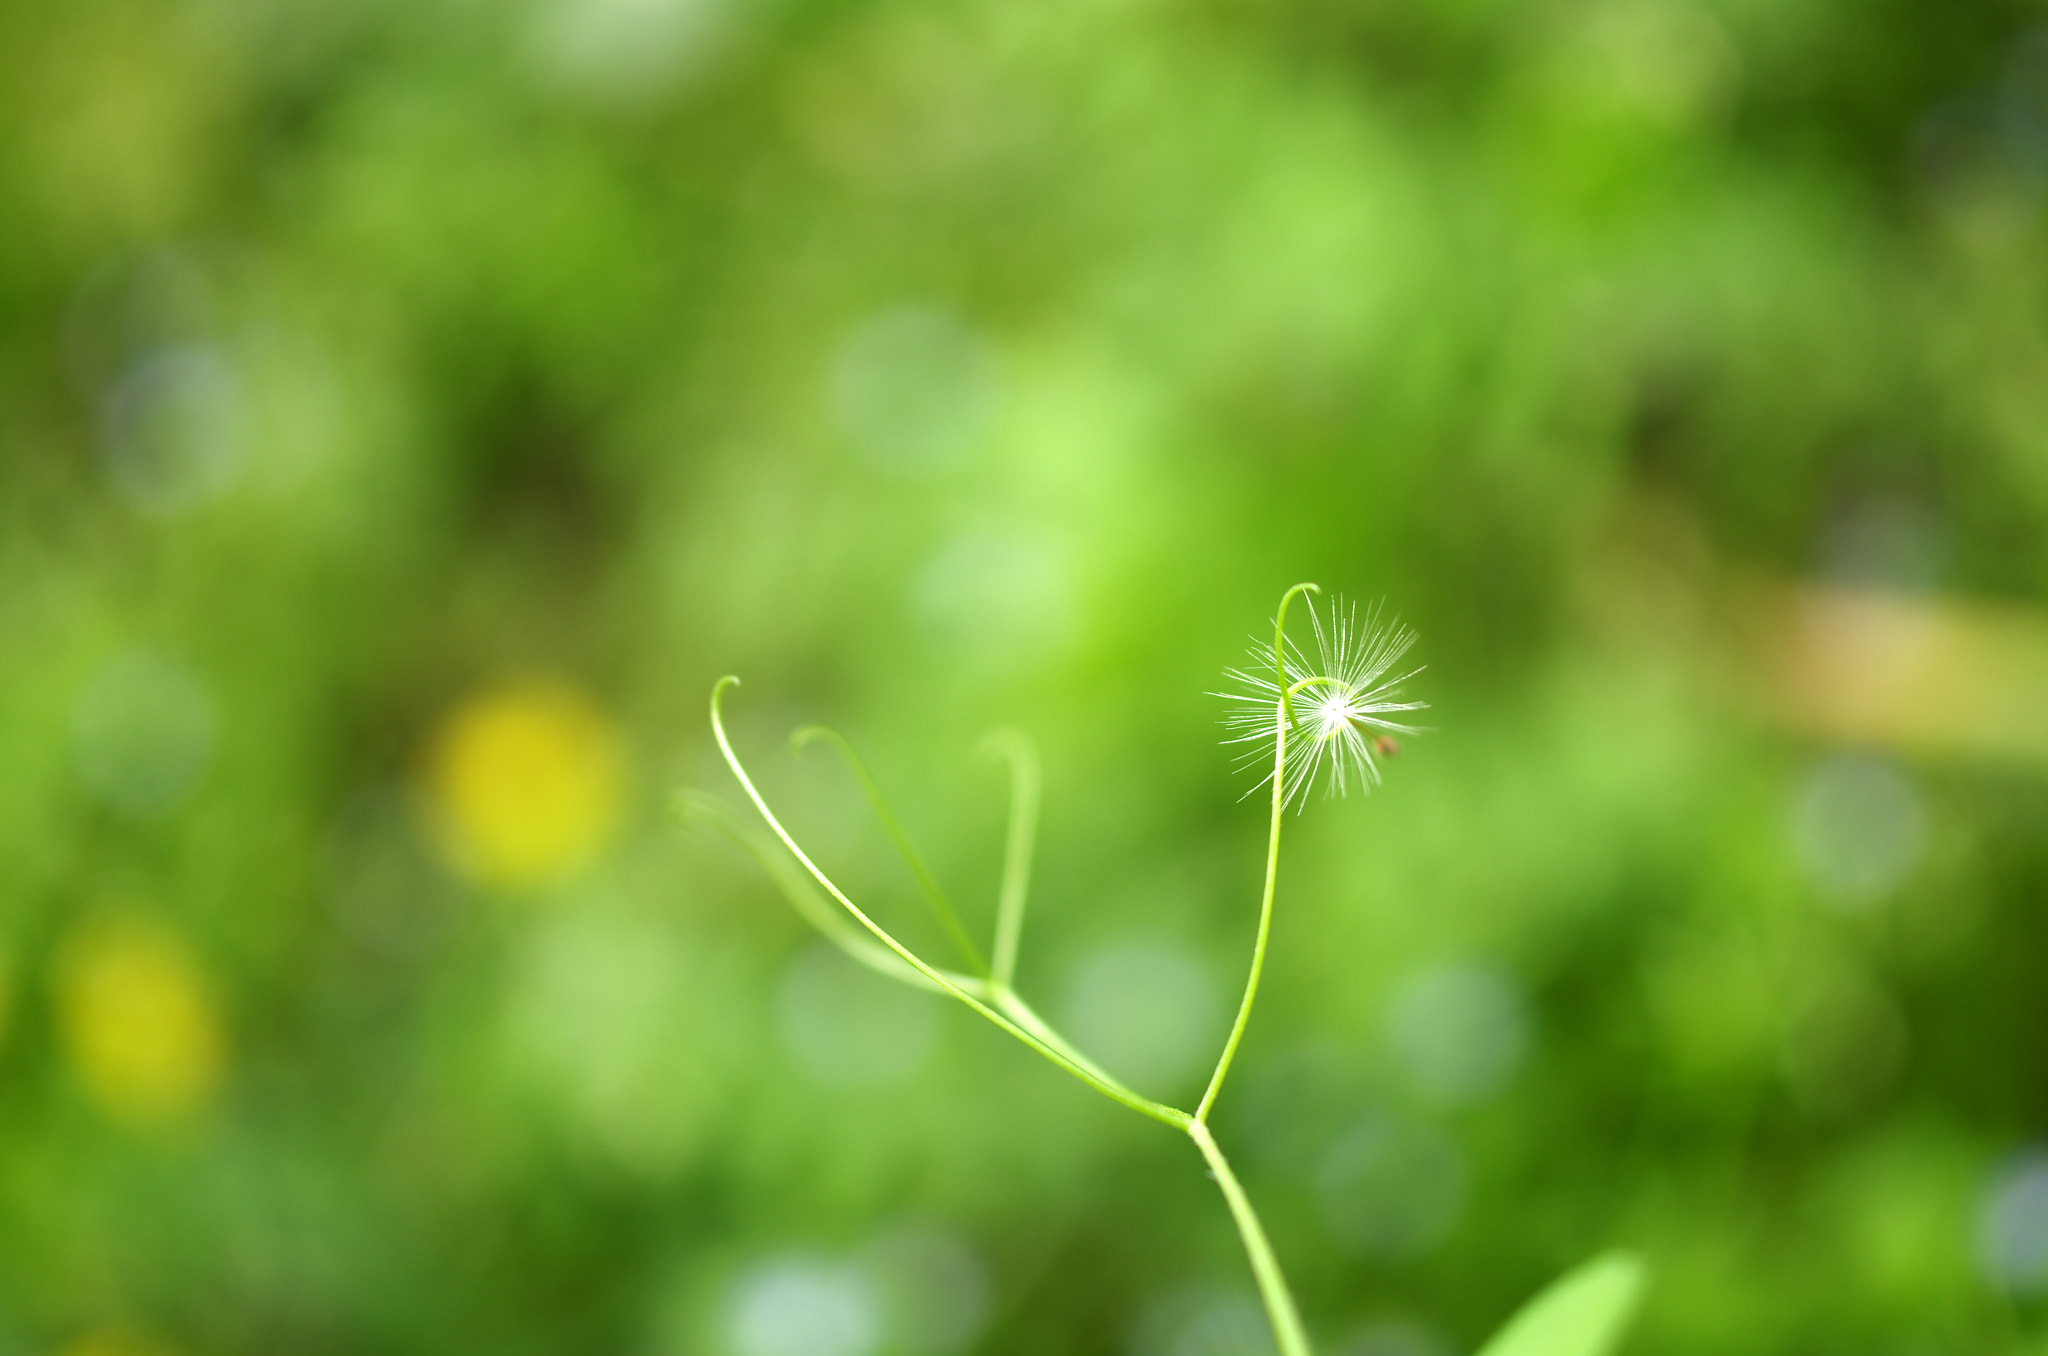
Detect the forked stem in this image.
<box><xmin>1188</xmin><ymin>694</ymin><xmax>1311</xmax><ymax>1353</ymax></box>
<box><xmin>711</xmin><ymin>679</ymin><xmax>1188</xmax><ymax>1130</ymax></box>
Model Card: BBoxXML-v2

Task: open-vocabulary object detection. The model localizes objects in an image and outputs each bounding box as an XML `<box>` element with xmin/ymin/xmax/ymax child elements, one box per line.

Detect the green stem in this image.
<box><xmin>1178</xmin><ymin>586</ymin><xmax>1323</xmax><ymax>1354</ymax></box>
<box><xmin>1198</xmin><ymin>581</ymin><xmax>1316</xmax><ymax>1122</ymax></box>
<box><xmin>993</xmin><ymin>986</ymin><xmax>1124</xmax><ymax>1092</ymax></box>
<box><xmin>1197</xmin><ymin>693</ymin><xmax>1288</xmax><ymax>1123</ymax></box>
<box><xmin>675</xmin><ymin>789</ymin><xmax>952</xmax><ymax>992</ymax></box>
<box><xmin>1189</xmin><ymin>1121</ymin><xmax>1313</xmax><ymax>1356</ymax></box>
<box><xmin>713</xmin><ymin>679</ymin><xmax>1189</xmax><ymax>1130</ymax></box>
<box><xmin>982</xmin><ymin>730</ymin><xmax>1040</xmax><ymax>990</ymax></box>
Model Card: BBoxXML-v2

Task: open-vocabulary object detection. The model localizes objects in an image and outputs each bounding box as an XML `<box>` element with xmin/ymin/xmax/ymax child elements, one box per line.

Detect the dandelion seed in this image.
<box><xmin>1217</xmin><ymin>596</ymin><xmax>1427</xmax><ymax>810</ymax></box>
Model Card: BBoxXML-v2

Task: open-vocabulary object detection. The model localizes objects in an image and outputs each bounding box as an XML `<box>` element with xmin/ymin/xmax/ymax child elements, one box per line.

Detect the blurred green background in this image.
<box><xmin>7</xmin><ymin>0</ymin><xmax>2048</xmax><ymax>1352</ymax></box>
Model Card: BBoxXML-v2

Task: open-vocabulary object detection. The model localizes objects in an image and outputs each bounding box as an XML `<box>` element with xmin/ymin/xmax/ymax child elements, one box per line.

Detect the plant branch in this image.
<box><xmin>992</xmin><ymin>986</ymin><xmax>1123</xmax><ymax>1091</ymax></box>
<box><xmin>712</xmin><ymin>679</ymin><xmax>1189</xmax><ymax>1129</ymax></box>
<box><xmin>1199</xmin><ymin>585</ymin><xmax>1311</xmax><ymax>1122</ymax></box>
<box><xmin>675</xmin><ymin>789</ymin><xmax>961</xmax><ymax>993</ymax></box>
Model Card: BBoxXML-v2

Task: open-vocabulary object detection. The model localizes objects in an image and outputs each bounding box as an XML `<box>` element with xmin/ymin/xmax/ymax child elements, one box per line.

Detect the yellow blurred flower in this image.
<box><xmin>55</xmin><ymin>912</ymin><xmax>225</xmax><ymax>1130</ymax></box>
<box><xmin>423</xmin><ymin>677</ymin><xmax>625</xmax><ymax>891</ymax></box>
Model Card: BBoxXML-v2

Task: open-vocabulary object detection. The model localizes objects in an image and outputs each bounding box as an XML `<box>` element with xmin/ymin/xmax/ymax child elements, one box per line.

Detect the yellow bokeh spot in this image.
<box><xmin>56</xmin><ymin>913</ymin><xmax>225</xmax><ymax>1130</ymax></box>
<box><xmin>424</xmin><ymin>677</ymin><xmax>625</xmax><ymax>891</ymax></box>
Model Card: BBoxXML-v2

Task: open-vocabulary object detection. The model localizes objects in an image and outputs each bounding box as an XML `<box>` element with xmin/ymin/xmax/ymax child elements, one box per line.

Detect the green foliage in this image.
<box><xmin>1475</xmin><ymin>1253</ymin><xmax>1649</xmax><ymax>1356</ymax></box>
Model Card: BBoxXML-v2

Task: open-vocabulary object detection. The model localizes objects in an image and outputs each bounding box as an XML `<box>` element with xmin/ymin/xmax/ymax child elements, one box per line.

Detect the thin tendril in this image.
<box><xmin>1285</xmin><ymin>675</ymin><xmax>1351</xmax><ymax>700</ymax></box>
<box><xmin>980</xmin><ymin>729</ymin><xmax>1040</xmax><ymax>990</ymax></box>
<box><xmin>1273</xmin><ymin>582</ymin><xmax>1320</xmax><ymax>732</ymax></box>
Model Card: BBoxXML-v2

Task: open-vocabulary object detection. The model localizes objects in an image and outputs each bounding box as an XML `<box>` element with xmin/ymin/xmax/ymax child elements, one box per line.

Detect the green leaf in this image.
<box><xmin>1474</xmin><ymin>1252</ymin><xmax>1648</xmax><ymax>1356</ymax></box>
